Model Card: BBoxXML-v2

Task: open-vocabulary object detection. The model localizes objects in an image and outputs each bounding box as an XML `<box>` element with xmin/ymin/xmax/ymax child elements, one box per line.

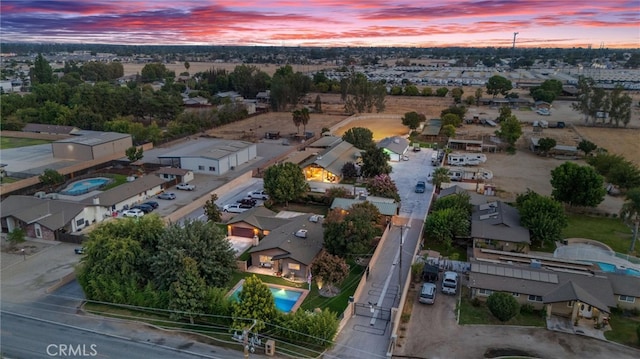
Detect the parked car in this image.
<box><xmin>441</xmin><ymin>271</ymin><xmax>459</xmax><ymax>295</ymax></box>
<box><xmin>236</xmin><ymin>198</ymin><xmax>257</xmax><ymax>207</ymax></box>
<box><xmin>143</xmin><ymin>201</ymin><xmax>159</xmax><ymax>209</ymax></box>
<box><xmin>157</xmin><ymin>192</ymin><xmax>176</xmax><ymax>200</ymax></box>
<box><xmin>247</xmin><ymin>190</ymin><xmax>269</xmax><ymax>200</ymax></box>
<box><xmin>419</xmin><ymin>282</ymin><xmax>437</xmax><ymax>304</ymax></box>
<box><xmin>176</xmin><ymin>183</ymin><xmax>196</xmax><ymax>191</ymax></box>
<box><xmin>223</xmin><ymin>204</ymin><xmax>250</xmax><ymax>213</ymax></box>
<box><xmin>122</xmin><ymin>208</ymin><xmax>145</xmax><ymax>218</ymax></box>
<box><xmin>415</xmin><ymin>181</ymin><xmax>426</xmax><ymax>193</ymax></box>
<box><xmin>132</xmin><ymin>204</ymin><xmax>153</xmax><ymax>213</ymax></box>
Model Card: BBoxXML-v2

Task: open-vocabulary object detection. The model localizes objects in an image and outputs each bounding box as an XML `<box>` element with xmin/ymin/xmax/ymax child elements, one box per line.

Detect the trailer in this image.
<box><xmin>447</xmin><ymin>153</ymin><xmax>487</xmax><ymax>166</ymax></box>
<box><xmin>447</xmin><ymin>167</ymin><xmax>493</xmax><ymax>182</ymax></box>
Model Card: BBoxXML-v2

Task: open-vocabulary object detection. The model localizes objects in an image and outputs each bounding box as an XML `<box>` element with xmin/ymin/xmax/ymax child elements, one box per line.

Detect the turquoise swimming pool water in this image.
<box><xmin>60</xmin><ymin>177</ymin><xmax>110</xmax><ymax>196</ymax></box>
<box><xmin>231</xmin><ymin>285</ymin><xmax>303</xmax><ymax>313</ymax></box>
<box><xmin>596</xmin><ymin>262</ymin><xmax>640</xmax><ymax>277</ymax></box>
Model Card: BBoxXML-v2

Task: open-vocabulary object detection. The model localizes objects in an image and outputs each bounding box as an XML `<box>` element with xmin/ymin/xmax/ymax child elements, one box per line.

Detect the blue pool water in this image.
<box><xmin>596</xmin><ymin>262</ymin><xmax>640</xmax><ymax>277</ymax></box>
<box><xmin>231</xmin><ymin>285</ymin><xmax>303</xmax><ymax>313</ymax></box>
<box><xmin>60</xmin><ymin>177</ymin><xmax>110</xmax><ymax>196</ymax></box>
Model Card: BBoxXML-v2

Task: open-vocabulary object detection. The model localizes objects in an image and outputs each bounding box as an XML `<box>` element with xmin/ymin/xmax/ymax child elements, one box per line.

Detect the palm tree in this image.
<box><xmin>431</xmin><ymin>167</ymin><xmax>451</xmax><ymax>192</ymax></box>
<box><xmin>300</xmin><ymin>108</ymin><xmax>310</xmax><ymax>135</ymax></box>
<box><xmin>620</xmin><ymin>188</ymin><xmax>640</xmax><ymax>253</ymax></box>
<box><xmin>292</xmin><ymin>110</ymin><xmax>302</xmax><ymax>134</ymax></box>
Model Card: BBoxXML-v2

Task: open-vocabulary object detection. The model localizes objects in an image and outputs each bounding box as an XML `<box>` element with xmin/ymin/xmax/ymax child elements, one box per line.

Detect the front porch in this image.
<box><xmin>546</xmin><ymin>315</ymin><xmax>611</xmax><ymax>340</ymax></box>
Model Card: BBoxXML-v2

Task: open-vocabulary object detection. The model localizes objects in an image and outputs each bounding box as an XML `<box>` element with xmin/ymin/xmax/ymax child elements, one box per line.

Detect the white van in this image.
<box><xmin>419</xmin><ymin>282</ymin><xmax>437</xmax><ymax>304</ymax></box>
<box><xmin>441</xmin><ymin>271</ymin><xmax>459</xmax><ymax>295</ymax></box>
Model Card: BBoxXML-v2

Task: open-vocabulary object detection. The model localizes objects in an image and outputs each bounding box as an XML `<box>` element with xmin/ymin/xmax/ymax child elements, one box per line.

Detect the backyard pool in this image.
<box><xmin>595</xmin><ymin>262</ymin><xmax>640</xmax><ymax>277</ymax></box>
<box><xmin>229</xmin><ymin>280</ymin><xmax>307</xmax><ymax>313</ymax></box>
<box><xmin>60</xmin><ymin>177</ymin><xmax>110</xmax><ymax>196</ymax></box>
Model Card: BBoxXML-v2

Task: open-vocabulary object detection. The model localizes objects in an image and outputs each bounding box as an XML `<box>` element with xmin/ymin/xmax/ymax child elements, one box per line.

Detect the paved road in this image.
<box><xmin>327</xmin><ymin>149</ymin><xmax>436</xmax><ymax>359</ymax></box>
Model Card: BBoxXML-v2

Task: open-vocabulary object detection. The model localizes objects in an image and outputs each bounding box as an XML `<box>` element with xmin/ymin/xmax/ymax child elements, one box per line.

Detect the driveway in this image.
<box><xmin>396</xmin><ymin>285</ymin><xmax>640</xmax><ymax>359</ymax></box>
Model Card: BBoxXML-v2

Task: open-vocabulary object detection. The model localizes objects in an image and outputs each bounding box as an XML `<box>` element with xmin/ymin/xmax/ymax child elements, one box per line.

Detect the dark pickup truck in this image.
<box><xmin>237</xmin><ymin>198</ymin><xmax>257</xmax><ymax>207</ymax></box>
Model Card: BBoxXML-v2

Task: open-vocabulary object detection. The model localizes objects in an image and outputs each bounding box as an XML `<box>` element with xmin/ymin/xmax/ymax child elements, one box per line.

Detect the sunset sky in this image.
<box><xmin>2</xmin><ymin>0</ymin><xmax>639</xmax><ymax>48</ymax></box>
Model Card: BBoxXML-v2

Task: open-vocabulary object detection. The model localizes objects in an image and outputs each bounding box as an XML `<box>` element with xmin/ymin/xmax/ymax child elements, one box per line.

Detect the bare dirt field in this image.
<box><xmin>122</xmin><ymin>62</ymin><xmax>336</xmax><ymax>77</ymax></box>
<box><xmin>573</xmin><ymin>126</ymin><xmax>640</xmax><ymax>167</ymax></box>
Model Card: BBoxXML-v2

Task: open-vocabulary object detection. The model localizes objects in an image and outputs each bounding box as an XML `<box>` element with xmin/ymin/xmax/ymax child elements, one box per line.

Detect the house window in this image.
<box><xmin>619</xmin><ymin>295</ymin><xmax>636</xmax><ymax>303</ymax></box>
<box><xmin>477</xmin><ymin>289</ymin><xmax>492</xmax><ymax>296</ymax></box>
<box><xmin>511</xmin><ymin>292</ymin><xmax>519</xmax><ymax>297</ymax></box>
<box><xmin>528</xmin><ymin>295</ymin><xmax>543</xmax><ymax>302</ymax></box>
<box><xmin>34</xmin><ymin>223</ymin><xmax>42</xmax><ymax>238</ymax></box>
<box><xmin>259</xmin><ymin>255</ymin><xmax>272</xmax><ymax>263</ymax></box>
<box><xmin>198</xmin><ymin>165</ymin><xmax>205</xmax><ymax>170</ymax></box>
<box><xmin>76</xmin><ymin>218</ymin><xmax>85</xmax><ymax>227</ymax></box>
<box><xmin>567</xmin><ymin>301</ymin><xmax>574</xmax><ymax>307</ymax></box>
<box><xmin>288</xmin><ymin>263</ymin><xmax>300</xmax><ymax>271</ymax></box>
<box><xmin>209</xmin><ymin>166</ymin><xmax>216</xmax><ymax>171</ymax></box>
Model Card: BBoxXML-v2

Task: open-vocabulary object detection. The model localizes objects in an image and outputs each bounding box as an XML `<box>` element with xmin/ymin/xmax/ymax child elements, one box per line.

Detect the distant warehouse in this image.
<box><xmin>52</xmin><ymin>131</ymin><xmax>133</xmax><ymax>161</ymax></box>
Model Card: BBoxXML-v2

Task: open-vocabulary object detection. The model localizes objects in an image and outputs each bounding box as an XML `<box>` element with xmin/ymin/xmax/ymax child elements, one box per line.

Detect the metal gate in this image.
<box><xmin>354</xmin><ymin>302</ymin><xmax>392</xmax><ymax>321</ymax></box>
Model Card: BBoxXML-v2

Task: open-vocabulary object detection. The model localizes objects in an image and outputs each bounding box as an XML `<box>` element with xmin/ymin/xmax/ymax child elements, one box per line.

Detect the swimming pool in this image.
<box><xmin>60</xmin><ymin>177</ymin><xmax>110</xmax><ymax>196</ymax></box>
<box><xmin>229</xmin><ymin>282</ymin><xmax>306</xmax><ymax>313</ymax></box>
<box><xmin>596</xmin><ymin>262</ymin><xmax>640</xmax><ymax>277</ymax></box>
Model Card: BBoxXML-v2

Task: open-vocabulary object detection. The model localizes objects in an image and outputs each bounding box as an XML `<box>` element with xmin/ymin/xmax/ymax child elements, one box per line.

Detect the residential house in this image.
<box><xmin>331</xmin><ymin>196</ymin><xmax>399</xmax><ymax>217</ymax></box>
<box><xmin>226</xmin><ymin>207</ymin><xmax>290</xmax><ymax>238</ymax></box>
<box><xmin>1</xmin><ymin>196</ymin><xmax>98</xmax><ymax>240</ymax></box>
<box><xmin>534</xmin><ymin>101</ymin><xmax>552</xmax><ymax>110</ymax></box>
<box><xmin>471</xmin><ymin>201</ymin><xmax>531</xmax><ymax>253</ymax></box>
<box><xmin>81</xmin><ymin>175</ymin><xmax>166</xmax><ymax>214</ymax></box>
<box><xmin>377</xmin><ymin>137</ymin><xmax>410</xmax><ymax>162</ymax></box>
<box><xmin>154</xmin><ymin>167</ymin><xmax>194</xmax><ymax>184</ymax></box>
<box><xmin>607</xmin><ymin>273</ymin><xmax>640</xmax><ymax>311</ymax></box>
<box><xmin>301</xmin><ymin>140</ymin><xmax>364</xmax><ymax>183</ymax></box>
<box><xmin>249</xmin><ymin>214</ymin><xmax>324</xmax><ymax>281</ymax></box>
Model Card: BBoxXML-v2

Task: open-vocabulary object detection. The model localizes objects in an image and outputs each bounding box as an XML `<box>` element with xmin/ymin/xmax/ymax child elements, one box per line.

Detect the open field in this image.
<box><xmin>574</xmin><ymin>127</ymin><xmax>640</xmax><ymax>167</ymax></box>
<box><xmin>122</xmin><ymin>62</ymin><xmax>337</xmax><ymax>77</ymax></box>
<box><xmin>0</xmin><ymin>137</ymin><xmax>52</xmax><ymax>150</ymax></box>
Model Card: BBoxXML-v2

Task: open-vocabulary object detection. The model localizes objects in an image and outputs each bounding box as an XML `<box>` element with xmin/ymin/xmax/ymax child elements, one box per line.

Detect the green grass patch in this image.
<box><xmin>0</xmin><ymin>137</ymin><xmax>52</xmax><ymax>149</ymax></box>
<box><xmin>563</xmin><ymin>214</ymin><xmax>633</xmax><ymax>254</ymax></box>
<box><xmin>604</xmin><ymin>310</ymin><xmax>640</xmax><ymax>348</ymax></box>
<box><xmin>458</xmin><ymin>291</ymin><xmax>546</xmax><ymax>327</ymax></box>
<box><xmin>0</xmin><ymin>177</ymin><xmax>19</xmax><ymax>184</ymax></box>
<box><xmin>529</xmin><ymin>242</ymin><xmax>556</xmax><ymax>253</ymax></box>
<box><xmin>270</xmin><ymin>202</ymin><xmax>329</xmax><ymax>216</ymax></box>
<box><xmin>101</xmin><ymin>174</ymin><xmax>128</xmax><ymax>191</ymax></box>
<box><xmin>423</xmin><ymin>240</ymin><xmax>468</xmax><ymax>261</ymax></box>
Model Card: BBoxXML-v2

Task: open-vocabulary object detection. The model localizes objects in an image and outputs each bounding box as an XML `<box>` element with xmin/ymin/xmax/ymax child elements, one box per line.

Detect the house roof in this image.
<box><xmin>422</xmin><ymin>119</ymin><xmax>442</xmax><ymax>136</ymax></box>
<box><xmin>54</xmin><ymin>131</ymin><xmax>131</xmax><ymax>146</ymax></box>
<box><xmin>158</xmin><ymin>139</ymin><xmax>254</xmax><ymax>160</ymax></box>
<box><xmin>300</xmin><ymin>140</ymin><xmax>364</xmax><ymax>177</ymax></box>
<box><xmin>377</xmin><ymin>137</ymin><xmax>409</xmax><ymax>155</ymax></box>
<box><xmin>0</xmin><ymin>196</ymin><xmax>86</xmax><ymax>231</ymax></box>
<box><xmin>23</xmin><ymin>123</ymin><xmax>79</xmax><ymax>135</ymax></box>
<box><xmin>82</xmin><ymin>175</ymin><xmax>166</xmax><ymax>206</ymax></box>
<box><xmin>438</xmin><ymin>185</ymin><xmax>467</xmax><ymax>198</ymax></box>
<box><xmin>249</xmin><ymin>214</ymin><xmax>324</xmax><ymax>266</ymax></box>
<box><xmin>330</xmin><ymin>196</ymin><xmax>399</xmax><ymax>216</ymax></box>
<box><xmin>471</xmin><ymin>201</ymin><xmax>530</xmax><ymax>244</ymax></box>
<box><xmin>469</xmin><ymin>262</ymin><xmax>617</xmax><ymax>311</ymax></box>
<box><xmin>226</xmin><ymin>207</ymin><xmax>290</xmax><ymax>230</ymax></box>
<box><xmin>543</xmin><ymin>281</ymin><xmax>611</xmax><ymax>313</ymax></box>
<box><xmin>308</xmin><ymin>136</ymin><xmax>343</xmax><ymax>148</ymax></box>
<box><xmin>606</xmin><ymin>273</ymin><xmax>640</xmax><ymax>297</ymax></box>
<box><xmin>154</xmin><ymin>167</ymin><xmax>191</xmax><ymax>176</ymax></box>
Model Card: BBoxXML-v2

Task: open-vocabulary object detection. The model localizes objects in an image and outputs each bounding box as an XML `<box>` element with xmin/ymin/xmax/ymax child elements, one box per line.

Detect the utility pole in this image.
<box><xmin>511</xmin><ymin>32</ymin><xmax>519</xmax><ymax>71</ymax></box>
<box><xmin>398</xmin><ymin>225</ymin><xmax>404</xmax><ymax>294</ymax></box>
<box><xmin>243</xmin><ymin>320</ymin><xmax>258</xmax><ymax>358</ymax></box>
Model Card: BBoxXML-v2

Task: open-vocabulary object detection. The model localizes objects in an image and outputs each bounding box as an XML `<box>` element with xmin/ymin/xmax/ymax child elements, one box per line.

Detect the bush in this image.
<box><xmin>520</xmin><ymin>303</ymin><xmax>535</xmax><ymax>314</ymax></box>
<box><xmin>471</xmin><ymin>297</ymin><xmax>482</xmax><ymax>307</ymax></box>
<box><xmin>487</xmin><ymin>292</ymin><xmax>520</xmax><ymax>322</ymax></box>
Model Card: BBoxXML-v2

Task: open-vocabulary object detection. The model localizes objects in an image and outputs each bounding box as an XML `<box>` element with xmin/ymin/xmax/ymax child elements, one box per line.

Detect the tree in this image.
<box><xmin>440</xmin><ymin>105</ymin><xmax>467</xmax><ymax>120</ymax></box>
<box><xmin>441</xmin><ymin>113</ymin><xmax>461</xmax><ymax>127</ymax></box>
<box><xmin>486</xmin><ymin>75</ymin><xmax>512</xmax><ymax>98</ymax></box>
<box><xmin>577</xmin><ymin>139</ymin><xmax>597</xmax><ymax>156</ymax></box>
<box><xmin>203</xmin><ymin>194</ymin><xmax>222</xmax><ymax>222</ymax></box>
<box><xmin>325</xmin><ymin>186</ymin><xmax>353</xmax><ymax>204</ymax></box>
<box><xmin>404</xmin><ymin>85</ymin><xmax>420</xmax><ymax>96</ymax></box>
<box><xmin>169</xmin><ymin>257</ymin><xmax>207</xmax><ymax>324</ymax></box>
<box><xmin>270</xmin><ymin>65</ymin><xmax>310</xmax><ymax>111</ymax></box>
<box><xmin>431</xmin><ymin>193</ymin><xmax>472</xmax><ymax>214</ymax></box>
<box><xmin>608</xmin><ymin>85</ymin><xmax>633</xmax><ymax>127</ymax></box>
<box><xmin>39</xmin><ymin>168</ymin><xmax>65</xmax><ymax>186</ymax></box>
<box><xmin>474</xmin><ymin>88</ymin><xmax>483</xmax><ymax>106</ymax></box>
<box><xmin>323</xmin><ymin>203</ymin><xmax>381</xmax><ymax>257</ymax></box>
<box><xmin>340</xmin><ymin>71</ymin><xmax>386</xmax><ymax>113</ymax></box>
<box><xmin>620</xmin><ymin>188</ymin><xmax>640</xmax><ymax>253</ymax></box>
<box><xmin>300</xmin><ymin>107</ymin><xmax>310</xmax><ymax>134</ymax></box>
<box><xmin>151</xmin><ymin>220</ymin><xmax>236</xmax><ymax>290</ymax></box>
<box><xmin>292</xmin><ymin>109</ymin><xmax>303</xmax><ymax>134</ymax></box>
<box><xmin>424</xmin><ymin>207</ymin><xmax>470</xmax><ymax>249</ymax></box>
<box><xmin>361</xmin><ymin>147</ymin><xmax>392</xmax><ymax>178</ymax></box>
<box><xmin>487</xmin><ymin>292</ymin><xmax>520</xmax><ymax>322</ymax></box>
<box><xmin>516</xmin><ymin>190</ymin><xmax>568</xmax><ymax>248</ymax></box>
<box><xmin>494</xmin><ymin>115</ymin><xmax>522</xmax><ymax>149</ymax></box>
<box><xmin>367</xmin><ymin>174</ymin><xmax>400</xmax><ymax>201</ymax></box>
<box><xmin>311</xmin><ymin>251</ymin><xmax>349</xmax><ymax>294</ymax></box>
<box><xmin>342</xmin><ymin>127</ymin><xmax>374</xmax><ymax>150</ymax></box>
<box><xmin>184</xmin><ymin>61</ymin><xmax>190</xmax><ymax>72</ymax></box>
<box><xmin>314</xmin><ymin>94</ymin><xmax>323</xmax><ymax>113</ymax></box>
<box><xmin>341</xmin><ymin>162</ymin><xmax>359</xmax><ymax>179</ymax></box>
<box><xmin>401</xmin><ymin>111</ymin><xmax>424</xmax><ymax>130</ymax></box>
<box><xmin>435</xmin><ymin>87</ymin><xmax>449</xmax><ymax>97</ymax></box>
<box><xmin>530</xmin><ymin>79</ymin><xmax>563</xmax><ymax>103</ymax></box>
<box><xmin>30</xmin><ymin>53</ymin><xmax>55</xmax><ymax>85</ymax></box>
<box><xmin>450</xmin><ymin>87</ymin><xmax>464</xmax><ymax>103</ymax></box>
<box><xmin>140</xmin><ymin>63</ymin><xmax>173</xmax><ymax>82</ymax></box>
<box><xmin>125</xmin><ymin>146</ymin><xmax>144</xmax><ymax>162</ymax></box>
<box><xmin>571</xmin><ymin>76</ymin><xmax>595</xmax><ymax>124</ymax></box>
<box><xmin>7</xmin><ymin>228</ymin><xmax>25</xmax><ymax>248</ymax></box>
<box><xmin>232</xmin><ymin>275</ymin><xmax>277</xmax><ymax>333</ymax></box>
<box><xmin>537</xmin><ymin>137</ymin><xmax>557</xmax><ymax>155</ymax></box>
<box><xmin>263</xmin><ymin>162</ymin><xmax>309</xmax><ymax>206</ymax></box>
<box><xmin>442</xmin><ymin>124</ymin><xmax>456</xmax><ymax>139</ymax></box>
<box><xmin>550</xmin><ymin>162</ymin><xmax>606</xmax><ymax>207</ymax></box>
<box><xmin>431</xmin><ymin>167</ymin><xmax>451</xmax><ymax>191</ymax></box>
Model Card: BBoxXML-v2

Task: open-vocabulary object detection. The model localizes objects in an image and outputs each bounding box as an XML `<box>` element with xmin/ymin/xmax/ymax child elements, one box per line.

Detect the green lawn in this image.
<box><xmin>100</xmin><ymin>174</ymin><xmax>128</xmax><ymax>190</ymax></box>
<box><xmin>604</xmin><ymin>310</ymin><xmax>640</xmax><ymax>348</ymax></box>
<box><xmin>562</xmin><ymin>214</ymin><xmax>633</xmax><ymax>254</ymax></box>
<box><xmin>458</xmin><ymin>291</ymin><xmax>546</xmax><ymax>327</ymax></box>
<box><xmin>423</xmin><ymin>240</ymin><xmax>468</xmax><ymax>261</ymax></box>
<box><xmin>0</xmin><ymin>137</ymin><xmax>52</xmax><ymax>149</ymax></box>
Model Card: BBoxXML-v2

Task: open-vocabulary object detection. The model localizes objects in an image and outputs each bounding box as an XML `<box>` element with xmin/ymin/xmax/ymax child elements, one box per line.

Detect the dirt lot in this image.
<box><xmin>122</xmin><ymin>62</ymin><xmax>336</xmax><ymax>77</ymax></box>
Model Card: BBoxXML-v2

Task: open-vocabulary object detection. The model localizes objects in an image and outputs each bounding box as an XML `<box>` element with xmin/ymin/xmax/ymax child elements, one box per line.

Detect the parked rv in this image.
<box><xmin>447</xmin><ymin>153</ymin><xmax>487</xmax><ymax>166</ymax></box>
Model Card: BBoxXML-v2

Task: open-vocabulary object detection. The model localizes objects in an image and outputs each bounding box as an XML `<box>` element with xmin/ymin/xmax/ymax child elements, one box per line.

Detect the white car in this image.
<box><xmin>223</xmin><ymin>204</ymin><xmax>249</xmax><ymax>213</ymax></box>
<box><xmin>247</xmin><ymin>190</ymin><xmax>269</xmax><ymax>200</ymax></box>
<box><xmin>176</xmin><ymin>183</ymin><xmax>195</xmax><ymax>191</ymax></box>
<box><xmin>122</xmin><ymin>208</ymin><xmax>144</xmax><ymax>218</ymax></box>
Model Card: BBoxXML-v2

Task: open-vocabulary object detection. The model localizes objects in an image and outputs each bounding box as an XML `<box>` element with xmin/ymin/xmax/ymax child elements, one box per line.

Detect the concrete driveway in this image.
<box><xmin>395</xmin><ymin>284</ymin><xmax>640</xmax><ymax>359</ymax></box>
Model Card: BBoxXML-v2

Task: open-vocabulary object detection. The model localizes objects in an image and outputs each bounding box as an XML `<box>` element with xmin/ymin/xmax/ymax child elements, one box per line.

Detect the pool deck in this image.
<box><xmin>227</xmin><ymin>278</ymin><xmax>310</xmax><ymax>313</ymax></box>
<box><xmin>554</xmin><ymin>240</ymin><xmax>640</xmax><ymax>273</ymax></box>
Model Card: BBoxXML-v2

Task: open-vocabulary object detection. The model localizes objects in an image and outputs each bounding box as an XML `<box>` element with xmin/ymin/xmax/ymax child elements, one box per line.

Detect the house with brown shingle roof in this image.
<box><xmin>471</xmin><ymin>201</ymin><xmax>531</xmax><ymax>253</ymax></box>
<box><xmin>226</xmin><ymin>206</ymin><xmax>290</xmax><ymax>238</ymax></box>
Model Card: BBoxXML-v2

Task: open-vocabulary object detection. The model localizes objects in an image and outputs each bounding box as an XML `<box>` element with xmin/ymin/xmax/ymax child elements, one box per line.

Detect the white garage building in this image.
<box><xmin>157</xmin><ymin>139</ymin><xmax>257</xmax><ymax>175</ymax></box>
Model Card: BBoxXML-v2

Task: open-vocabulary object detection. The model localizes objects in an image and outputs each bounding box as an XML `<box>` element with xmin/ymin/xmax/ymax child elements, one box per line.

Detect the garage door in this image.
<box><xmin>231</xmin><ymin>227</ymin><xmax>255</xmax><ymax>238</ymax></box>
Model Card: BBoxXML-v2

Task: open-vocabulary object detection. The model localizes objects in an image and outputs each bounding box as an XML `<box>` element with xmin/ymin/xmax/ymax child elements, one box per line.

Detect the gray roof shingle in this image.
<box><xmin>471</xmin><ymin>201</ymin><xmax>530</xmax><ymax>244</ymax></box>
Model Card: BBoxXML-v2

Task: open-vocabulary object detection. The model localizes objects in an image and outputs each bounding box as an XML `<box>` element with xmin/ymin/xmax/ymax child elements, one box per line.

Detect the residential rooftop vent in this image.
<box><xmin>295</xmin><ymin>229</ymin><xmax>308</xmax><ymax>238</ymax></box>
<box><xmin>309</xmin><ymin>215</ymin><xmax>320</xmax><ymax>223</ymax></box>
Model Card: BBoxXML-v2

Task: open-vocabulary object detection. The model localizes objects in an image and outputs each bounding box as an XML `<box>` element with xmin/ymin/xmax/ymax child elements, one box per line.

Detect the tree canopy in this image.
<box><xmin>232</xmin><ymin>275</ymin><xmax>277</xmax><ymax>333</ymax></box>
<box><xmin>620</xmin><ymin>188</ymin><xmax>640</xmax><ymax>253</ymax></box>
<box><xmin>311</xmin><ymin>251</ymin><xmax>349</xmax><ymax>294</ymax></box>
<box><xmin>361</xmin><ymin>147</ymin><xmax>392</xmax><ymax>178</ymax></box>
<box><xmin>263</xmin><ymin>162</ymin><xmax>309</xmax><ymax>206</ymax></box>
<box><xmin>341</xmin><ymin>126</ymin><xmax>374</xmax><ymax>150</ymax></box>
<box><xmin>340</xmin><ymin>71</ymin><xmax>386</xmax><ymax>114</ymax></box>
<box><xmin>516</xmin><ymin>190</ymin><xmax>567</xmax><ymax>248</ymax></box>
<box><xmin>424</xmin><ymin>207</ymin><xmax>470</xmax><ymax>249</ymax></box>
<box><xmin>401</xmin><ymin>111</ymin><xmax>424</xmax><ymax>130</ymax></box>
<box><xmin>203</xmin><ymin>193</ymin><xmax>223</xmax><ymax>222</ymax></box>
<box><xmin>487</xmin><ymin>292</ymin><xmax>520</xmax><ymax>322</ymax></box>
<box><xmin>494</xmin><ymin>114</ymin><xmax>522</xmax><ymax>148</ymax></box>
<box><xmin>323</xmin><ymin>202</ymin><xmax>382</xmax><ymax>257</ymax></box>
<box><xmin>366</xmin><ymin>174</ymin><xmax>400</xmax><ymax>201</ymax></box>
<box><xmin>486</xmin><ymin>75</ymin><xmax>513</xmax><ymax>98</ymax></box>
<box><xmin>550</xmin><ymin>162</ymin><xmax>606</xmax><ymax>207</ymax></box>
